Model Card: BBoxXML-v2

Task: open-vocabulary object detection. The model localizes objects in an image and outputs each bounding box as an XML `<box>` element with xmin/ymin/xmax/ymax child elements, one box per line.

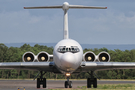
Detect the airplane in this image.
<box><xmin>1</xmin><ymin>2</ymin><xmax>135</xmax><ymax>88</ymax></box>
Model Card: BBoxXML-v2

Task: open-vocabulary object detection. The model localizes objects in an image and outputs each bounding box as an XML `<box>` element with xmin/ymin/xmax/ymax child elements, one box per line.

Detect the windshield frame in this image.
<box><xmin>57</xmin><ymin>46</ymin><xmax>80</xmax><ymax>53</ymax></box>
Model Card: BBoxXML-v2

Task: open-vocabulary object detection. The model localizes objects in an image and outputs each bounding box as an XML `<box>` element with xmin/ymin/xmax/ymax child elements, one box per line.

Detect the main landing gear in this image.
<box><xmin>35</xmin><ymin>71</ymin><xmax>98</xmax><ymax>88</ymax></box>
<box><xmin>87</xmin><ymin>71</ymin><xmax>97</xmax><ymax>88</ymax></box>
<box><xmin>64</xmin><ymin>73</ymin><xmax>72</xmax><ymax>88</ymax></box>
<box><xmin>36</xmin><ymin>71</ymin><xmax>46</xmax><ymax>88</ymax></box>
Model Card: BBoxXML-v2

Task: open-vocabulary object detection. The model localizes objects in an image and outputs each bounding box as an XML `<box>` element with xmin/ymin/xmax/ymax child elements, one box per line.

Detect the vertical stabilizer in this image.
<box><xmin>24</xmin><ymin>2</ymin><xmax>107</xmax><ymax>39</ymax></box>
<box><xmin>63</xmin><ymin>2</ymin><xmax>69</xmax><ymax>39</ymax></box>
<box><xmin>63</xmin><ymin>9</ymin><xmax>69</xmax><ymax>39</ymax></box>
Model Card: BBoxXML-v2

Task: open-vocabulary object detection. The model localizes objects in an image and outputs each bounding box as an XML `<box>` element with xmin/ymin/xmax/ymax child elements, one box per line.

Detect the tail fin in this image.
<box><xmin>24</xmin><ymin>2</ymin><xmax>107</xmax><ymax>39</ymax></box>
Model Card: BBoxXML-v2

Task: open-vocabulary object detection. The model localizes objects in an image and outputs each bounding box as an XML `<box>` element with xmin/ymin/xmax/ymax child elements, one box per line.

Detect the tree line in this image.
<box><xmin>0</xmin><ymin>43</ymin><xmax>135</xmax><ymax>79</ymax></box>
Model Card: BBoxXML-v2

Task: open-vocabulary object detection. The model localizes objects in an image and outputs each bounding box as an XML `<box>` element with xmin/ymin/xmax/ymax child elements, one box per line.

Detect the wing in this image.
<box><xmin>76</xmin><ymin>62</ymin><xmax>135</xmax><ymax>72</ymax></box>
<box><xmin>0</xmin><ymin>62</ymin><xmax>60</xmax><ymax>73</ymax></box>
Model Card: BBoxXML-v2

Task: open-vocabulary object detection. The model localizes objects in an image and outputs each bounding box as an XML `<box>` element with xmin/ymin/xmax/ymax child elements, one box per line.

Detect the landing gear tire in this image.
<box><xmin>65</xmin><ymin>81</ymin><xmax>72</xmax><ymax>88</ymax></box>
<box><xmin>65</xmin><ymin>81</ymin><xmax>68</xmax><ymax>88</ymax></box>
<box><xmin>87</xmin><ymin>78</ymin><xmax>91</xmax><ymax>88</ymax></box>
<box><xmin>93</xmin><ymin>78</ymin><xmax>97</xmax><ymax>88</ymax></box>
<box><xmin>69</xmin><ymin>81</ymin><xmax>72</xmax><ymax>88</ymax></box>
<box><xmin>43</xmin><ymin>78</ymin><xmax>46</xmax><ymax>88</ymax></box>
<box><xmin>37</xmin><ymin>78</ymin><xmax>40</xmax><ymax>88</ymax></box>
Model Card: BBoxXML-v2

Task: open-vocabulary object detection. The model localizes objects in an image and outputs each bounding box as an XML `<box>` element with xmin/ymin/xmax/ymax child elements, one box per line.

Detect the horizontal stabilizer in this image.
<box><xmin>24</xmin><ymin>2</ymin><xmax>107</xmax><ymax>10</ymax></box>
<box><xmin>24</xmin><ymin>6</ymin><xmax>62</xmax><ymax>9</ymax></box>
<box><xmin>69</xmin><ymin>5</ymin><xmax>107</xmax><ymax>9</ymax></box>
<box><xmin>24</xmin><ymin>5</ymin><xmax>107</xmax><ymax>9</ymax></box>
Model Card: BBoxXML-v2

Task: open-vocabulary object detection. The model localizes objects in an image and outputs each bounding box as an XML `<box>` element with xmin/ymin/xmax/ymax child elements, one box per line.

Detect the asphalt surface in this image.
<box><xmin>0</xmin><ymin>80</ymin><xmax>135</xmax><ymax>90</ymax></box>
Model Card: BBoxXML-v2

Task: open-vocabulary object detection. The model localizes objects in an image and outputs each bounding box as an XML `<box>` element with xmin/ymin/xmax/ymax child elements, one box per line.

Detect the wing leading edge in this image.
<box><xmin>0</xmin><ymin>62</ymin><xmax>60</xmax><ymax>73</ymax></box>
<box><xmin>77</xmin><ymin>62</ymin><xmax>135</xmax><ymax>72</ymax></box>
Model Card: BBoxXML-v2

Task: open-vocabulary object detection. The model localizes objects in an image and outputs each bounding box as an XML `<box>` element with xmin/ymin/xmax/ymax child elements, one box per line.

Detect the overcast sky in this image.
<box><xmin>0</xmin><ymin>0</ymin><xmax>135</xmax><ymax>44</ymax></box>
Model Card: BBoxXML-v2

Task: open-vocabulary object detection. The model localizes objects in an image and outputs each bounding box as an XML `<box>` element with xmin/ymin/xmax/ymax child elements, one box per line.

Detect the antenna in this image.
<box><xmin>24</xmin><ymin>2</ymin><xmax>107</xmax><ymax>39</ymax></box>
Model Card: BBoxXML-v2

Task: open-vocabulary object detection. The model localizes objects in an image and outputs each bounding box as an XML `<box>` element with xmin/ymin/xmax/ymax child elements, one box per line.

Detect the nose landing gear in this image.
<box><xmin>65</xmin><ymin>77</ymin><xmax>72</xmax><ymax>88</ymax></box>
<box><xmin>65</xmin><ymin>73</ymin><xmax>72</xmax><ymax>88</ymax></box>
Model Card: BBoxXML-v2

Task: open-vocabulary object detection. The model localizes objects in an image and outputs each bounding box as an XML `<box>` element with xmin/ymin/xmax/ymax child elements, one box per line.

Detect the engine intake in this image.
<box><xmin>37</xmin><ymin>51</ymin><xmax>50</xmax><ymax>62</ymax></box>
<box><xmin>98</xmin><ymin>51</ymin><xmax>110</xmax><ymax>62</ymax></box>
<box><xmin>22</xmin><ymin>52</ymin><xmax>35</xmax><ymax>62</ymax></box>
<box><xmin>83</xmin><ymin>51</ymin><xmax>96</xmax><ymax>62</ymax></box>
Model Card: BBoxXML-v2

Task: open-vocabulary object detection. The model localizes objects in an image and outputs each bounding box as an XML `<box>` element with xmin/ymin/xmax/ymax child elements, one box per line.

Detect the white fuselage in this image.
<box><xmin>53</xmin><ymin>39</ymin><xmax>83</xmax><ymax>74</ymax></box>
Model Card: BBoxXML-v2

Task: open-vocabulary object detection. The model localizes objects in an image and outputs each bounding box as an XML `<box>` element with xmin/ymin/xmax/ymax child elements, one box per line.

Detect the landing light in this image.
<box><xmin>66</xmin><ymin>73</ymin><xmax>71</xmax><ymax>77</ymax></box>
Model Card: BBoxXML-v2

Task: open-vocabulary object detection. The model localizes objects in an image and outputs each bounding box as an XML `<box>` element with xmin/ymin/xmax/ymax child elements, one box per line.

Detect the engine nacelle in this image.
<box><xmin>98</xmin><ymin>51</ymin><xmax>110</xmax><ymax>62</ymax></box>
<box><xmin>37</xmin><ymin>51</ymin><xmax>50</xmax><ymax>62</ymax></box>
<box><xmin>22</xmin><ymin>52</ymin><xmax>35</xmax><ymax>62</ymax></box>
<box><xmin>83</xmin><ymin>51</ymin><xmax>96</xmax><ymax>62</ymax></box>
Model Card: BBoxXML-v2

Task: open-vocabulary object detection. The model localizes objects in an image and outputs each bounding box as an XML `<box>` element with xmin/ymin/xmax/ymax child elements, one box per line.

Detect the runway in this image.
<box><xmin>0</xmin><ymin>80</ymin><xmax>135</xmax><ymax>90</ymax></box>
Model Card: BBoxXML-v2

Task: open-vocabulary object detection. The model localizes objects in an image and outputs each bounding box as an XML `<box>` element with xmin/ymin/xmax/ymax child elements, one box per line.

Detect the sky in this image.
<box><xmin>0</xmin><ymin>0</ymin><xmax>135</xmax><ymax>44</ymax></box>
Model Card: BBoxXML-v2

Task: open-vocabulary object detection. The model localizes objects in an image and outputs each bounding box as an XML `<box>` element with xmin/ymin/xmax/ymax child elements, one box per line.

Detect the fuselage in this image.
<box><xmin>53</xmin><ymin>39</ymin><xmax>83</xmax><ymax>74</ymax></box>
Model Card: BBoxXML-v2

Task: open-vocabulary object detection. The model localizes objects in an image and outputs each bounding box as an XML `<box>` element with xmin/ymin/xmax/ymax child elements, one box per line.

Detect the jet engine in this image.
<box><xmin>22</xmin><ymin>52</ymin><xmax>35</xmax><ymax>62</ymax></box>
<box><xmin>98</xmin><ymin>51</ymin><xmax>110</xmax><ymax>62</ymax></box>
<box><xmin>83</xmin><ymin>51</ymin><xmax>96</xmax><ymax>62</ymax></box>
<box><xmin>37</xmin><ymin>51</ymin><xmax>50</xmax><ymax>62</ymax></box>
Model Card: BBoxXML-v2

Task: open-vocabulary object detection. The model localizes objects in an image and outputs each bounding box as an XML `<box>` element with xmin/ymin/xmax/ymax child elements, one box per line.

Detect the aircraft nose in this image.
<box><xmin>60</xmin><ymin>52</ymin><xmax>76</xmax><ymax>68</ymax></box>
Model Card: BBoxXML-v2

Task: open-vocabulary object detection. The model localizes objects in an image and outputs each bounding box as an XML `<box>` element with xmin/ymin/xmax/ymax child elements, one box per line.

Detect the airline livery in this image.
<box><xmin>1</xmin><ymin>2</ymin><xmax>135</xmax><ymax>88</ymax></box>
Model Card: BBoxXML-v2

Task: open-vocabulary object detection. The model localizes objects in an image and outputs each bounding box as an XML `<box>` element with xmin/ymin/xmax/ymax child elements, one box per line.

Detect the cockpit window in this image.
<box><xmin>63</xmin><ymin>48</ymin><xmax>65</xmax><ymax>51</ymax></box>
<box><xmin>69</xmin><ymin>48</ymin><xmax>71</xmax><ymax>51</ymax></box>
<box><xmin>66</xmin><ymin>48</ymin><xmax>68</xmax><ymax>51</ymax></box>
<box><xmin>57</xmin><ymin>46</ymin><xmax>80</xmax><ymax>53</ymax></box>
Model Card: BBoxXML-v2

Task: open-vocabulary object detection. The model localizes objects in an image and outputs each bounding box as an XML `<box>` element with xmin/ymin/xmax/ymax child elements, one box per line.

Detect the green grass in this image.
<box><xmin>48</xmin><ymin>84</ymin><xmax>135</xmax><ymax>90</ymax></box>
<box><xmin>97</xmin><ymin>84</ymin><xmax>134</xmax><ymax>89</ymax></box>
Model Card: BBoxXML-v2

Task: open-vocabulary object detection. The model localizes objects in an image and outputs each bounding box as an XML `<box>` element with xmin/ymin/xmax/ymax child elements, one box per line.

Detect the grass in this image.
<box><xmin>48</xmin><ymin>84</ymin><xmax>135</xmax><ymax>90</ymax></box>
<box><xmin>1</xmin><ymin>79</ymin><xmax>135</xmax><ymax>81</ymax></box>
<box><xmin>97</xmin><ymin>84</ymin><xmax>134</xmax><ymax>89</ymax></box>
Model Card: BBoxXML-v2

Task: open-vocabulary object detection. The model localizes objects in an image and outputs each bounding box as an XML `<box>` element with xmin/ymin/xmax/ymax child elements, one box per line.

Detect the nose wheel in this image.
<box><xmin>65</xmin><ymin>77</ymin><xmax>72</xmax><ymax>88</ymax></box>
<box><xmin>65</xmin><ymin>81</ymin><xmax>72</xmax><ymax>88</ymax></box>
